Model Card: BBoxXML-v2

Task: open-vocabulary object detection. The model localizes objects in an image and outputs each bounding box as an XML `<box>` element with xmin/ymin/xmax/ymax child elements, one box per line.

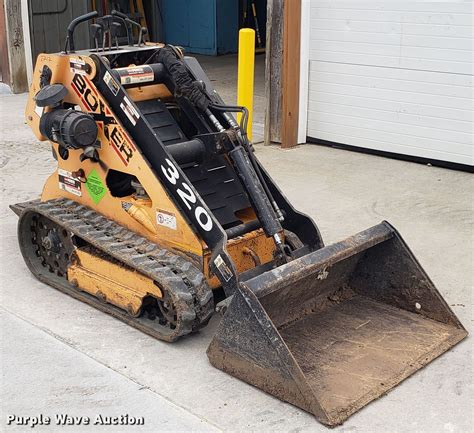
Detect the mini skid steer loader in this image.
<box><xmin>12</xmin><ymin>11</ymin><xmax>467</xmax><ymax>426</ymax></box>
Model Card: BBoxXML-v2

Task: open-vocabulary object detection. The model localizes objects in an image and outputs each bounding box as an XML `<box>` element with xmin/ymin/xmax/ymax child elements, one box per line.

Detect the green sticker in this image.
<box><xmin>85</xmin><ymin>169</ymin><xmax>107</xmax><ymax>204</ymax></box>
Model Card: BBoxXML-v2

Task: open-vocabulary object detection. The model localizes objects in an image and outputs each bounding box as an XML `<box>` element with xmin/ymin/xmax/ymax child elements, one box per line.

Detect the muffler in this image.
<box><xmin>207</xmin><ymin>222</ymin><xmax>467</xmax><ymax>426</ymax></box>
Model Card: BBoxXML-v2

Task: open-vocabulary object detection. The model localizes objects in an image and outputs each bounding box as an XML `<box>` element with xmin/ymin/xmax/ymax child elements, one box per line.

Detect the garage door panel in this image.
<box><xmin>307</xmin><ymin>119</ymin><xmax>471</xmax><ymax>160</ymax></box>
<box><xmin>311</xmin><ymin>29</ymin><xmax>401</xmax><ymax>46</ymax></box>
<box><xmin>309</xmin><ymin>50</ymin><xmax>471</xmax><ymax>75</ymax></box>
<box><xmin>312</xmin><ymin>1</ymin><xmax>472</xmax><ymax>14</ymax></box>
<box><xmin>309</xmin><ymin>83</ymin><xmax>471</xmax><ymax>111</ymax></box>
<box><xmin>312</xmin><ymin>41</ymin><xmax>473</xmax><ymax>65</ymax></box>
<box><xmin>310</xmin><ymin>61</ymin><xmax>473</xmax><ymax>87</ymax></box>
<box><xmin>307</xmin><ymin>111</ymin><xmax>471</xmax><ymax>146</ymax></box>
<box><xmin>311</xmin><ymin>30</ymin><xmax>472</xmax><ymax>51</ymax></box>
<box><xmin>308</xmin><ymin>101</ymin><xmax>472</xmax><ymax>134</ymax></box>
<box><xmin>312</xmin><ymin>40</ymin><xmax>403</xmax><ymax>57</ymax></box>
<box><xmin>402</xmin><ymin>34</ymin><xmax>472</xmax><ymax>51</ymax></box>
<box><xmin>402</xmin><ymin>22</ymin><xmax>472</xmax><ymax>39</ymax></box>
<box><xmin>310</xmin><ymin>69</ymin><xmax>473</xmax><ymax>99</ymax></box>
<box><xmin>311</xmin><ymin>4</ymin><xmax>472</xmax><ymax>26</ymax></box>
<box><xmin>309</xmin><ymin>91</ymin><xmax>472</xmax><ymax>123</ymax></box>
<box><xmin>311</xmin><ymin>18</ymin><xmax>472</xmax><ymax>39</ymax></box>
<box><xmin>306</xmin><ymin>1</ymin><xmax>473</xmax><ymax>164</ymax></box>
<box><xmin>401</xmin><ymin>45</ymin><xmax>472</xmax><ymax>65</ymax></box>
<box><xmin>307</xmin><ymin>129</ymin><xmax>471</xmax><ymax>166</ymax></box>
<box><xmin>310</xmin><ymin>18</ymin><xmax>402</xmax><ymax>33</ymax></box>
<box><xmin>310</xmin><ymin>49</ymin><xmax>404</xmax><ymax>68</ymax></box>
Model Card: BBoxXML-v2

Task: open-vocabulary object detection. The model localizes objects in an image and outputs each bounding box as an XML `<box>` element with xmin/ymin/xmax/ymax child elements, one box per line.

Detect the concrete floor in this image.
<box><xmin>1</xmin><ymin>78</ymin><xmax>472</xmax><ymax>431</ymax></box>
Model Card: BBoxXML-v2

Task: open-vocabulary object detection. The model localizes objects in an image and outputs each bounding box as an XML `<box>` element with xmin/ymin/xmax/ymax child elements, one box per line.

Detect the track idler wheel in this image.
<box><xmin>21</xmin><ymin>213</ymin><xmax>74</xmax><ymax>279</ymax></box>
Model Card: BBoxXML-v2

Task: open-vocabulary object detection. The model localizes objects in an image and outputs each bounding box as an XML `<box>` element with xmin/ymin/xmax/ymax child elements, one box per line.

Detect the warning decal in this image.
<box><xmin>214</xmin><ymin>255</ymin><xmax>233</xmax><ymax>282</ymax></box>
<box><xmin>120</xmin><ymin>96</ymin><xmax>140</xmax><ymax>126</ymax></box>
<box><xmin>103</xmin><ymin>71</ymin><xmax>120</xmax><ymax>96</ymax></box>
<box><xmin>70</xmin><ymin>57</ymin><xmax>87</xmax><ymax>76</ymax></box>
<box><xmin>85</xmin><ymin>169</ymin><xmax>107</xmax><ymax>204</ymax></box>
<box><xmin>156</xmin><ymin>209</ymin><xmax>177</xmax><ymax>230</ymax></box>
<box><xmin>58</xmin><ymin>169</ymin><xmax>82</xmax><ymax>197</ymax></box>
<box><xmin>119</xmin><ymin>66</ymin><xmax>154</xmax><ymax>85</ymax></box>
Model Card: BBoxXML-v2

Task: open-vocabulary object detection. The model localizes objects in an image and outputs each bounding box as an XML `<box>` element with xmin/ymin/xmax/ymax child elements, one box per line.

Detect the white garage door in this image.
<box><xmin>305</xmin><ymin>1</ymin><xmax>473</xmax><ymax>166</ymax></box>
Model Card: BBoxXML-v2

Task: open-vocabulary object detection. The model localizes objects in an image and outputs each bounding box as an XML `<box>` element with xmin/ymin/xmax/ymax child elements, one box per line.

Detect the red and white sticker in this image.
<box><xmin>120</xmin><ymin>96</ymin><xmax>140</xmax><ymax>126</ymax></box>
<box><xmin>69</xmin><ymin>57</ymin><xmax>87</xmax><ymax>76</ymax></box>
<box><xmin>119</xmin><ymin>65</ymin><xmax>154</xmax><ymax>85</ymax></box>
<box><xmin>156</xmin><ymin>209</ymin><xmax>177</xmax><ymax>230</ymax></box>
<box><xmin>58</xmin><ymin>169</ymin><xmax>82</xmax><ymax>197</ymax></box>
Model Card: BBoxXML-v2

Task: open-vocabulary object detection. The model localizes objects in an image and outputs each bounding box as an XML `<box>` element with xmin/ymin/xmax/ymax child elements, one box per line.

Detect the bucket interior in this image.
<box><xmin>249</xmin><ymin>227</ymin><xmax>467</xmax><ymax>423</ymax></box>
<box><xmin>277</xmin><ymin>295</ymin><xmax>461</xmax><ymax>419</ymax></box>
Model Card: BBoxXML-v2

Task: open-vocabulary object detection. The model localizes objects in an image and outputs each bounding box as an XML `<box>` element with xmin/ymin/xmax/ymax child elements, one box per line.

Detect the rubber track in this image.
<box><xmin>16</xmin><ymin>198</ymin><xmax>214</xmax><ymax>342</ymax></box>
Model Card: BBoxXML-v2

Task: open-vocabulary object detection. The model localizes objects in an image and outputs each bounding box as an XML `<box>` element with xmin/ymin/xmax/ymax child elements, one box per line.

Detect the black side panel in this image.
<box><xmin>183</xmin><ymin>158</ymin><xmax>250</xmax><ymax>228</ymax></box>
<box><xmin>136</xmin><ymin>100</ymin><xmax>186</xmax><ymax>145</ymax></box>
<box><xmin>137</xmin><ymin>99</ymin><xmax>251</xmax><ymax>228</ymax></box>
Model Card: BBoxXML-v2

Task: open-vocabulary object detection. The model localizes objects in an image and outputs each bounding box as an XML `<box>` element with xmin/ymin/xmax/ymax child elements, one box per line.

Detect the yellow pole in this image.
<box><xmin>237</xmin><ymin>28</ymin><xmax>255</xmax><ymax>140</ymax></box>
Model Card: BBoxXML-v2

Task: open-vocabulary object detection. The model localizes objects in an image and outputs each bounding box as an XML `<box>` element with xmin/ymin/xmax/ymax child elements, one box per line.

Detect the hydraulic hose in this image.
<box><xmin>209</xmin><ymin>103</ymin><xmax>284</xmax><ymax>221</ymax></box>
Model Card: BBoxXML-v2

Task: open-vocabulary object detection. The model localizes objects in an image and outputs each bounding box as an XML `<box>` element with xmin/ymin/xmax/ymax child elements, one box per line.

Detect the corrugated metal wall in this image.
<box><xmin>306</xmin><ymin>1</ymin><xmax>473</xmax><ymax>166</ymax></box>
<box><xmin>29</xmin><ymin>0</ymin><xmax>90</xmax><ymax>58</ymax></box>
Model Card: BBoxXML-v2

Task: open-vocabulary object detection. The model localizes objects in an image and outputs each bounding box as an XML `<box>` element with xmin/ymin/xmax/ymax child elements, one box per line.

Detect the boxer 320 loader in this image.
<box><xmin>11</xmin><ymin>11</ymin><xmax>467</xmax><ymax>426</ymax></box>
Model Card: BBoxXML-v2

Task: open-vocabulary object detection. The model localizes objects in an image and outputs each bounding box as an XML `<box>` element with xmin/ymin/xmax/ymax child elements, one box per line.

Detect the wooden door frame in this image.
<box><xmin>0</xmin><ymin>0</ymin><xmax>10</xmax><ymax>85</ymax></box>
<box><xmin>3</xmin><ymin>0</ymin><xmax>28</xmax><ymax>92</ymax></box>
<box><xmin>264</xmin><ymin>0</ymin><xmax>304</xmax><ymax>148</ymax></box>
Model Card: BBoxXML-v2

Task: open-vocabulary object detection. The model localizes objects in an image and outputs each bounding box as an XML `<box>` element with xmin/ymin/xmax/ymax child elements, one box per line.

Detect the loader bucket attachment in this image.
<box><xmin>207</xmin><ymin>222</ymin><xmax>467</xmax><ymax>426</ymax></box>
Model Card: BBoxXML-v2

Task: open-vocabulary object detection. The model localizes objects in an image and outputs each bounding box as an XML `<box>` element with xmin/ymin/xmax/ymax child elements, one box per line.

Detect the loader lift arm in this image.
<box><xmin>91</xmin><ymin>49</ymin><xmax>323</xmax><ymax>296</ymax></box>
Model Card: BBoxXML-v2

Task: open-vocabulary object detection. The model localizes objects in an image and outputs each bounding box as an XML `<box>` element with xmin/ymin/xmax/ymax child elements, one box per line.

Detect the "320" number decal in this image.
<box><xmin>161</xmin><ymin>159</ymin><xmax>213</xmax><ymax>232</ymax></box>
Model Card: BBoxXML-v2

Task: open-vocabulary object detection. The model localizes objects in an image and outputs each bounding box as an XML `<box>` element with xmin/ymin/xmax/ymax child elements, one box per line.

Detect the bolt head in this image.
<box><xmin>42</xmin><ymin>237</ymin><xmax>52</xmax><ymax>249</ymax></box>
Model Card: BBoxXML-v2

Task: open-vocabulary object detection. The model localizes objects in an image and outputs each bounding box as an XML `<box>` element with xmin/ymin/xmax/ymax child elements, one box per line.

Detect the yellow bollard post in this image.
<box><xmin>237</xmin><ymin>28</ymin><xmax>255</xmax><ymax>141</ymax></box>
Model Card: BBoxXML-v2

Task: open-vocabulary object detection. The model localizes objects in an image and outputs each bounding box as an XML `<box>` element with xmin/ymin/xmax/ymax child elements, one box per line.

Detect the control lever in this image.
<box><xmin>111</xmin><ymin>22</ymin><xmax>121</xmax><ymax>50</ymax></box>
<box><xmin>138</xmin><ymin>27</ymin><xmax>148</xmax><ymax>47</ymax></box>
<box><xmin>111</xmin><ymin>9</ymin><xmax>146</xmax><ymax>46</ymax></box>
<box><xmin>111</xmin><ymin>16</ymin><xmax>132</xmax><ymax>46</ymax></box>
<box><xmin>98</xmin><ymin>15</ymin><xmax>115</xmax><ymax>51</ymax></box>
<box><xmin>90</xmin><ymin>23</ymin><xmax>103</xmax><ymax>51</ymax></box>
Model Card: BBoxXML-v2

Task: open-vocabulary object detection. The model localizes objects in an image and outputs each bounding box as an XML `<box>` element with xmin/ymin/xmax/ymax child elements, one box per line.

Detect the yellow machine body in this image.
<box><xmin>26</xmin><ymin>52</ymin><xmax>278</xmax><ymax>310</ymax></box>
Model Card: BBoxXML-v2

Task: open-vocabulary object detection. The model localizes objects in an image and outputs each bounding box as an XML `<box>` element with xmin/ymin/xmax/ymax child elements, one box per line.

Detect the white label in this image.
<box><xmin>120</xmin><ymin>96</ymin><xmax>140</xmax><ymax>126</ymax></box>
<box><xmin>34</xmin><ymin>104</ymin><xmax>44</xmax><ymax>118</ymax></box>
<box><xmin>70</xmin><ymin>57</ymin><xmax>87</xmax><ymax>75</ymax></box>
<box><xmin>70</xmin><ymin>57</ymin><xmax>85</xmax><ymax>65</ymax></box>
<box><xmin>214</xmin><ymin>255</ymin><xmax>225</xmax><ymax>267</ymax></box>
<box><xmin>58</xmin><ymin>169</ymin><xmax>82</xmax><ymax>197</ymax></box>
<box><xmin>156</xmin><ymin>209</ymin><xmax>177</xmax><ymax>230</ymax></box>
<box><xmin>120</xmin><ymin>66</ymin><xmax>154</xmax><ymax>85</ymax></box>
<box><xmin>214</xmin><ymin>254</ymin><xmax>232</xmax><ymax>282</ymax></box>
<box><xmin>104</xmin><ymin>71</ymin><xmax>120</xmax><ymax>96</ymax></box>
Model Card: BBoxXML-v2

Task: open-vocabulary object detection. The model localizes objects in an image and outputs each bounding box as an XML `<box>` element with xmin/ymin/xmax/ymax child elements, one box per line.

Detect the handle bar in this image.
<box><xmin>65</xmin><ymin>11</ymin><xmax>99</xmax><ymax>52</ymax></box>
<box><xmin>111</xmin><ymin>10</ymin><xmax>140</xmax><ymax>28</ymax></box>
<box><xmin>111</xmin><ymin>10</ymin><xmax>147</xmax><ymax>46</ymax></box>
